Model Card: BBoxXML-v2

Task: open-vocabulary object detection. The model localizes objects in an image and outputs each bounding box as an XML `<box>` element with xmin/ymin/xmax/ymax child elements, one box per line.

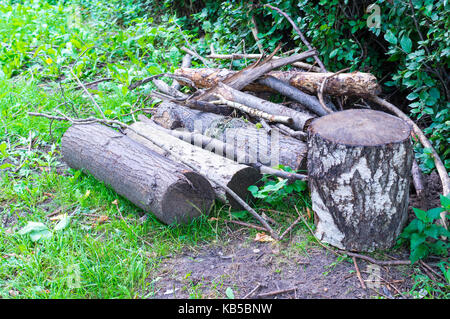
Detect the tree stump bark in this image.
<box><xmin>307</xmin><ymin>109</ymin><xmax>413</xmax><ymax>251</ymax></box>
<box><xmin>61</xmin><ymin>124</ymin><xmax>215</xmax><ymax>225</ymax></box>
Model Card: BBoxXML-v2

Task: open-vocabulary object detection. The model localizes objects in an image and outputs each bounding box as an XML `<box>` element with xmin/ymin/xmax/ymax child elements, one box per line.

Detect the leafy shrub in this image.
<box><xmin>397</xmin><ymin>195</ymin><xmax>450</xmax><ymax>264</ymax></box>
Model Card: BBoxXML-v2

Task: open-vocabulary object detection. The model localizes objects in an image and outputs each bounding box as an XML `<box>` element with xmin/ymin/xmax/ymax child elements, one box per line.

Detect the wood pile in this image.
<box><xmin>31</xmin><ymin>8</ymin><xmax>449</xmax><ymax>250</ymax></box>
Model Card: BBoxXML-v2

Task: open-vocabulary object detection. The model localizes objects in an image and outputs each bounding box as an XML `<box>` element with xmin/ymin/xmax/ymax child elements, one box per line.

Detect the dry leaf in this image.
<box><xmin>96</xmin><ymin>215</ymin><xmax>109</xmax><ymax>224</ymax></box>
<box><xmin>209</xmin><ymin>217</ymin><xmax>219</xmax><ymax>221</ymax></box>
<box><xmin>49</xmin><ymin>213</ymin><xmax>67</xmax><ymax>221</ymax></box>
<box><xmin>112</xmin><ymin>199</ymin><xmax>119</xmax><ymax>205</ymax></box>
<box><xmin>254</xmin><ymin>232</ymin><xmax>275</xmax><ymax>242</ymax></box>
<box><xmin>306</xmin><ymin>207</ymin><xmax>311</xmax><ymax>220</ymax></box>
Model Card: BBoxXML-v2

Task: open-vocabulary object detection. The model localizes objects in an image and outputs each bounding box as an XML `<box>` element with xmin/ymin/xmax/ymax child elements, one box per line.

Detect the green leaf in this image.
<box><xmin>18</xmin><ymin>222</ymin><xmax>48</xmax><ymax>235</ymax></box>
<box><xmin>440</xmin><ymin>194</ymin><xmax>450</xmax><ymax>209</ymax></box>
<box><xmin>410</xmin><ymin>232</ymin><xmax>427</xmax><ymax>250</ymax></box>
<box><xmin>18</xmin><ymin>222</ymin><xmax>52</xmax><ymax>242</ymax></box>
<box><xmin>225</xmin><ymin>287</ymin><xmax>235</xmax><ymax>299</ymax></box>
<box><xmin>400</xmin><ymin>36</ymin><xmax>412</xmax><ymax>53</ymax></box>
<box><xmin>54</xmin><ymin>216</ymin><xmax>71</xmax><ymax>231</ymax></box>
<box><xmin>410</xmin><ymin>244</ymin><xmax>429</xmax><ymax>263</ymax></box>
<box><xmin>0</xmin><ymin>163</ymin><xmax>14</xmax><ymax>170</ymax></box>
<box><xmin>384</xmin><ymin>30</ymin><xmax>397</xmax><ymax>45</ymax></box>
<box><xmin>426</xmin><ymin>207</ymin><xmax>443</xmax><ymax>221</ymax></box>
<box><xmin>413</xmin><ymin>207</ymin><xmax>428</xmax><ymax>223</ymax></box>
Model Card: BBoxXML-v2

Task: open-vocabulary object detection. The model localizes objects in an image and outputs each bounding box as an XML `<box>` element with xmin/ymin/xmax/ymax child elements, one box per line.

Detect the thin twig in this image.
<box><xmin>317</xmin><ymin>68</ymin><xmax>350</xmax><ymax>114</ymax></box>
<box><xmin>70</xmin><ymin>69</ymin><xmax>106</xmax><ymax>119</ymax></box>
<box><xmin>279</xmin><ymin>216</ymin><xmax>302</xmax><ymax>240</ymax></box>
<box><xmin>243</xmin><ymin>283</ymin><xmax>262</xmax><ymax>299</ymax></box>
<box><xmin>353</xmin><ymin>256</ymin><xmax>367</xmax><ymax>289</ymax></box>
<box><xmin>257</xmin><ymin>287</ymin><xmax>296</xmax><ymax>298</ymax></box>
<box><xmin>264</xmin><ymin>4</ymin><xmax>326</xmax><ymax>72</ymax></box>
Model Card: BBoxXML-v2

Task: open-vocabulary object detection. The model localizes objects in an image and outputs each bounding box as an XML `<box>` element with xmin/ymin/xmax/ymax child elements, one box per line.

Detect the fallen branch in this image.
<box><xmin>210</xmin><ymin>95</ymin><xmax>294</xmax><ymax>125</ymax></box>
<box><xmin>257</xmin><ymin>287</ymin><xmax>296</xmax><ymax>298</ymax></box>
<box><xmin>207</xmin><ymin>53</ymin><xmax>322</xmax><ymax>72</ymax></box>
<box><xmin>317</xmin><ymin>68</ymin><xmax>351</xmax><ymax>114</ymax></box>
<box><xmin>215</xmin><ymin>83</ymin><xmax>315</xmax><ymax>131</ymax></box>
<box><xmin>264</xmin><ymin>3</ymin><xmax>326</xmax><ymax>72</ymax></box>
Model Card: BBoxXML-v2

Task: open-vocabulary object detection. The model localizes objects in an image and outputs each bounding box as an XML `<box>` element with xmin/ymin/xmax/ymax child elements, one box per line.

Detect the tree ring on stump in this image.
<box><xmin>308</xmin><ymin>109</ymin><xmax>411</xmax><ymax>147</ymax></box>
<box><xmin>307</xmin><ymin>109</ymin><xmax>413</xmax><ymax>252</ymax></box>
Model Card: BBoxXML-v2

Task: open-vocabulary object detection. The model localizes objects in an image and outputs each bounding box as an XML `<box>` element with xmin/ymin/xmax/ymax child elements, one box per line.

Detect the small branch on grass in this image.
<box><xmin>279</xmin><ymin>216</ymin><xmax>302</xmax><ymax>240</ymax></box>
<box><xmin>243</xmin><ymin>283</ymin><xmax>262</xmax><ymax>299</ymax></box>
<box><xmin>70</xmin><ymin>69</ymin><xmax>106</xmax><ymax>119</ymax></box>
<box><xmin>181</xmin><ymin>46</ymin><xmax>215</xmax><ymax>68</ymax></box>
<box><xmin>250</xmin><ymin>15</ymin><xmax>264</xmax><ymax>55</ymax></box>
<box><xmin>341</xmin><ymin>251</ymin><xmax>411</xmax><ymax>266</ymax></box>
<box><xmin>73</xmin><ymin>78</ymin><xmax>112</xmax><ymax>91</ymax></box>
<box><xmin>220</xmin><ymin>218</ymin><xmax>267</xmax><ymax>232</ymax></box>
<box><xmin>207</xmin><ymin>53</ymin><xmax>322</xmax><ymax>72</ymax></box>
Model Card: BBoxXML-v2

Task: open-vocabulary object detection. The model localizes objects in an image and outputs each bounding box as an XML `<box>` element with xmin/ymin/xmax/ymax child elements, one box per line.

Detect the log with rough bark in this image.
<box><xmin>61</xmin><ymin>124</ymin><xmax>215</xmax><ymax>224</ymax></box>
<box><xmin>151</xmin><ymin>102</ymin><xmax>308</xmax><ymax>170</ymax></box>
<box><xmin>124</xmin><ymin>121</ymin><xmax>261</xmax><ymax>209</ymax></box>
<box><xmin>174</xmin><ymin>68</ymin><xmax>380</xmax><ymax>97</ymax></box>
<box><xmin>307</xmin><ymin>109</ymin><xmax>413</xmax><ymax>252</ymax></box>
<box><xmin>215</xmin><ymin>83</ymin><xmax>315</xmax><ymax>131</ymax></box>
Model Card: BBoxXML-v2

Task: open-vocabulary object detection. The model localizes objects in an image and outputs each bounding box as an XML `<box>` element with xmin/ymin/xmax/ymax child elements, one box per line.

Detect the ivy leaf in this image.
<box><xmin>400</xmin><ymin>35</ymin><xmax>412</xmax><ymax>53</ymax></box>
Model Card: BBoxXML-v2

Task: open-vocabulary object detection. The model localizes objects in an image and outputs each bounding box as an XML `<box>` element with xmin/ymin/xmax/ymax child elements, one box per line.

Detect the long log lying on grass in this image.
<box><xmin>174</xmin><ymin>68</ymin><xmax>380</xmax><ymax>97</ymax></box>
<box><xmin>151</xmin><ymin>102</ymin><xmax>308</xmax><ymax>170</ymax></box>
<box><xmin>215</xmin><ymin>83</ymin><xmax>315</xmax><ymax>131</ymax></box>
<box><xmin>125</xmin><ymin>121</ymin><xmax>261</xmax><ymax>209</ymax></box>
<box><xmin>61</xmin><ymin>124</ymin><xmax>215</xmax><ymax>224</ymax></box>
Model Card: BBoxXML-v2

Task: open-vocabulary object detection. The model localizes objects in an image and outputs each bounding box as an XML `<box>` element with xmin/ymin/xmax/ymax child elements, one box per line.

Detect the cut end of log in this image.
<box><xmin>163</xmin><ymin>171</ymin><xmax>216</xmax><ymax>224</ymax></box>
<box><xmin>226</xmin><ymin>167</ymin><xmax>262</xmax><ymax>209</ymax></box>
<box><xmin>308</xmin><ymin>109</ymin><xmax>411</xmax><ymax>147</ymax></box>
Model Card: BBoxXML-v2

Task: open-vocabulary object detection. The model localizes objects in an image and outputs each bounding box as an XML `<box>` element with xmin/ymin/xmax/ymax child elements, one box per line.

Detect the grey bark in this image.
<box><xmin>307</xmin><ymin>109</ymin><xmax>413</xmax><ymax>252</ymax></box>
<box><xmin>125</xmin><ymin>121</ymin><xmax>261</xmax><ymax>209</ymax></box>
<box><xmin>152</xmin><ymin>102</ymin><xmax>308</xmax><ymax>170</ymax></box>
<box><xmin>215</xmin><ymin>83</ymin><xmax>315</xmax><ymax>131</ymax></box>
<box><xmin>61</xmin><ymin>124</ymin><xmax>215</xmax><ymax>225</ymax></box>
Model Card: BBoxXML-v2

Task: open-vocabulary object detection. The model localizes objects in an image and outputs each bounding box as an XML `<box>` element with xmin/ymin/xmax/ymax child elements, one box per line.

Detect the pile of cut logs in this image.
<box><xmin>55</xmin><ymin>44</ymin><xmax>448</xmax><ymax>252</ymax></box>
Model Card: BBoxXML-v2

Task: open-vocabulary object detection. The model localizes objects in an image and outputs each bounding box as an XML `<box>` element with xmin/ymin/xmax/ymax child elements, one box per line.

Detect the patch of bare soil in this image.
<box><xmin>150</xmin><ymin>234</ymin><xmax>414</xmax><ymax>299</ymax></box>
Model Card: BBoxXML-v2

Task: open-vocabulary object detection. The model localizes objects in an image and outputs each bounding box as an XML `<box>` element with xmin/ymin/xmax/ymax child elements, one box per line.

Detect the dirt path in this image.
<box><xmin>150</xmin><ymin>234</ymin><xmax>414</xmax><ymax>299</ymax></box>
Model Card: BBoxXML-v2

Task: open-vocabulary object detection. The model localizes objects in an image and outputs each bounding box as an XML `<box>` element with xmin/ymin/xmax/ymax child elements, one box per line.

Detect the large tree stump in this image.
<box><xmin>125</xmin><ymin>121</ymin><xmax>261</xmax><ymax>209</ymax></box>
<box><xmin>307</xmin><ymin>109</ymin><xmax>413</xmax><ymax>251</ymax></box>
<box><xmin>61</xmin><ymin>124</ymin><xmax>215</xmax><ymax>225</ymax></box>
